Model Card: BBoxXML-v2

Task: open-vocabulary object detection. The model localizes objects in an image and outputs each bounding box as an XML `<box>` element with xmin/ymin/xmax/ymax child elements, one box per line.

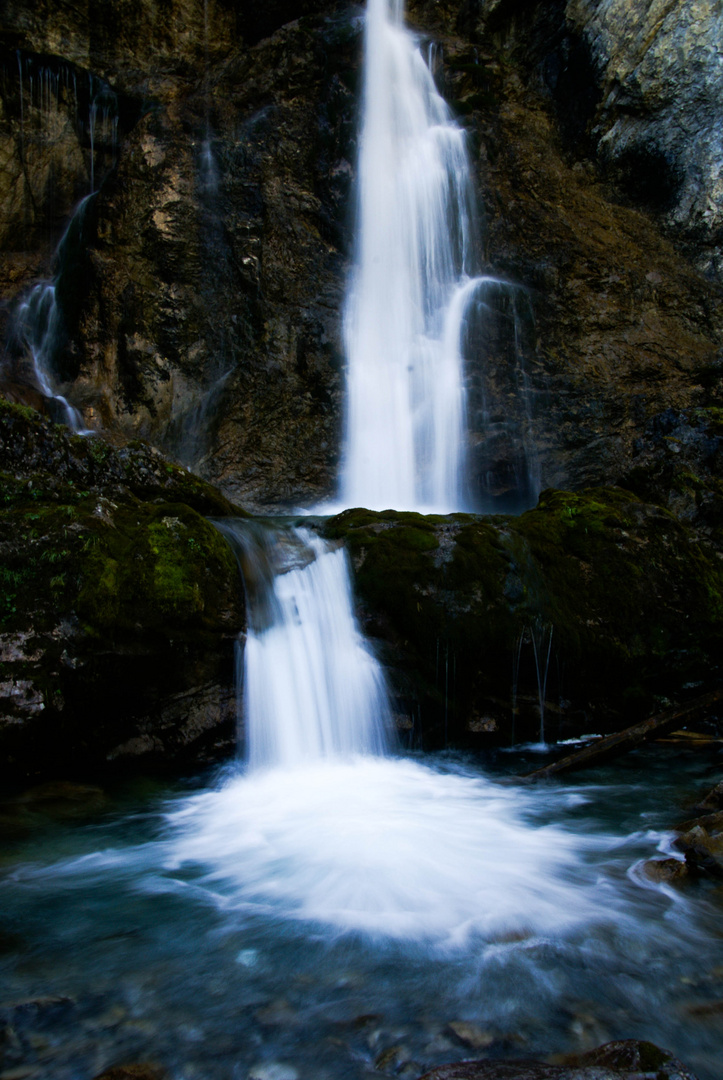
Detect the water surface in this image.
<box><xmin>2</xmin><ymin>746</ymin><xmax>722</xmax><ymax>1080</ymax></box>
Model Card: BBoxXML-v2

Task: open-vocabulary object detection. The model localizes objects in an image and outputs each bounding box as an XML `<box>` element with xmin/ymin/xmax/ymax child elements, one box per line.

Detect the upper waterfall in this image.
<box><xmin>340</xmin><ymin>0</ymin><xmax>481</xmax><ymax>513</ymax></box>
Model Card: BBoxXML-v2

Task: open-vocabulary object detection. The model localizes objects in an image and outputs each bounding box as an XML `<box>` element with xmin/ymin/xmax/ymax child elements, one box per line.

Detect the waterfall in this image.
<box><xmin>216</xmin><ymin>522</ymin><xmax>391</xmax><ymax>768</ymax></box>
<box><xmin>341</xmin><ymin>0</ymin><xmax>484</xmax><ymax>513</ymax></box>
<box><xmin>13</xmin><ymin>195</ymin><xmax>96</xmax><ymax>433</ymax></box>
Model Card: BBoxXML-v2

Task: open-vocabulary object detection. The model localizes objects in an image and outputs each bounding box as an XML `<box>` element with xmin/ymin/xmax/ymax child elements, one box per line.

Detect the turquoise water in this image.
<box><xmin>1</xmin><ymin>746</ymin><xmax>722</xmax><ymax>1080</ymax></box>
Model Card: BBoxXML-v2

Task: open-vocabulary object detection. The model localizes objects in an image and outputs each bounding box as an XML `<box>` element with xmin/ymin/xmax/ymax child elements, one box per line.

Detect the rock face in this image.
<box><xmin>324</xmin><ymin>488</ymin><xmax>723</xmax><ymax>744</ymax></box>
<box><xmin>1</xmin><ymin>0</ymin><xmax>722</xmax><ymax>513</ymax></box>
<box><xmin>0</xmin><ymin>400</ymin><xmax>245</xmax><ymax>778</ymax></box>
<box><xmin>414</xmin><ymin>0</ymin><xmax>723</xmax><ymax>510</ymax></box>
<box><xmin>1</xmin><ymin>1</ymin><xmax>355</xmax><ymax>511</ymax></box>
<box><xmin>567</xmin><ymin>0</ymin><xmax>723</xmax><ymax>280</ymax></box>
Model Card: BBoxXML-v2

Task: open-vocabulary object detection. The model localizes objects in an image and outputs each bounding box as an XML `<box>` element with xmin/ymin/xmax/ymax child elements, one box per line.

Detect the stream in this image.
<box><xmin>2</xmin><ymin>745</ymin><xmax>722</xmax><ymax>1080</ymax></box>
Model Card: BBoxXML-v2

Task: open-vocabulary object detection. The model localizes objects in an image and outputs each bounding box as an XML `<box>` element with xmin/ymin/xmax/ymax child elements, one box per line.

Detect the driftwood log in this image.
<box><xmin>521</xmin><ymin>690</ymin><xmax>722</xmax><ymax>781</ymax></box>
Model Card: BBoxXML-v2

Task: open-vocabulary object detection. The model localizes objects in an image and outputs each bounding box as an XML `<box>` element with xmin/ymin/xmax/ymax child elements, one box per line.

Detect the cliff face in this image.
<box><xmin>2</xmin><ymin>0</ymin><xmax>721</xmax><ymax>513</ymax></box>
<box><xmin>568</xmin><ymin>0</ymin><xmax>723</xmax><ymax>281</ymax></box>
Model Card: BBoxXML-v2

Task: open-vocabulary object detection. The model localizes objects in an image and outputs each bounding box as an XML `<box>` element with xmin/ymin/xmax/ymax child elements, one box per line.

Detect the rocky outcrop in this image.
<box><xmin>671</xmin><ymin>776</ymin><xmax>723</xmax><ymax>879</ymax></box>
<box><xmin>1</xmin><ymin>2</ymin><xmax>356</xmax><ymax>511</ymax></box>
<box><xmin>324</xmin><ymin>488</ymin><xmax>723</xmax><ymax>745</ymax></box>
<box><xmin>2</xmin><ymin>0</ymin><xmax>722</xmax><ymax>515</ymax></box>
<box><xmin>410</xmin><ymin>0</ymin><xmax>723</xmax><ymax>511</ymax></box>
<box><xmin>0</xmin><ymin>400</ymin><xmax>245</xmax><ymax>778</ymax></box>
<box><xmin>567</xmin><ymin>0</ymin><xmax>723</xmax><ymax>281</ymax></box>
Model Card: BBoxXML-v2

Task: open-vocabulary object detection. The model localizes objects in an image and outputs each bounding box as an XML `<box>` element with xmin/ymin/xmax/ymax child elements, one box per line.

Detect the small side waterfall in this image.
<box><xmin>216</xmin><ymin>522</ymin><xmax>391</xmax><ymax>768</ymax></box>
<box><xmin>341</xmin><ymin>0</ymin><xmax>483</xmax><ymax>513</ymax></box>
<box><xmin>12</xmin><ymin>194</ymin><xmax>96</xmax><ymax>433</ymax></box>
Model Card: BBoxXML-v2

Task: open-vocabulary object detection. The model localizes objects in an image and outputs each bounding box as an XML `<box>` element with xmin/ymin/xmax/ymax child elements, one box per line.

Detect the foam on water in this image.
<box><xmin>163</xmin><ymin>756</ymin><xmax>634</xmax><ymax>945</ymax></box>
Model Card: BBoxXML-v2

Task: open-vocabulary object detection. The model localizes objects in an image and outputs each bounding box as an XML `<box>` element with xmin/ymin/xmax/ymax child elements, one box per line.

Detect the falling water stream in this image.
<box><xmin>2</xmin><ymin>4</ymin><xmax>723</xmax><ymax>1080</ymax></box>
<box><xmin>13</xmin><ymin>194</ymin><xmax>97</xmax><ymax>434</ymax></box>
<box><xmin>341</xmin><ymin>0</ymin><xmax>486</xmax><ymax>512</ymax></box>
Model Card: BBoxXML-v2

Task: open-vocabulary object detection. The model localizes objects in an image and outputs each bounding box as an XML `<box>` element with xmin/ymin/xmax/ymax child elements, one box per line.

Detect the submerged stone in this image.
<box><xmin>417</xmin><ymin>1038</ymin><xmax>698</xmax><ymax>1079</ymax></box>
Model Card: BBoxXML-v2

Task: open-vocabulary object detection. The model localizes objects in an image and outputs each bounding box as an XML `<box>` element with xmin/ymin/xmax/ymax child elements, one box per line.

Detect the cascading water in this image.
<box><xmin>3</xmin><ymin>8</ymin><xmax>723</xmax><ymax>1076</ymax></box>
<box><xmin>215</xmin><ymin>522</ymin><xmax>391</xmax><ymax>768</ymax></box>
<box><xmin>340</xmin><ymin>0</ymin><xmax>487</xmax><ymax>513</ymax></box>
<box><xmin>13</xmin><ymin>194</ymin><xmax>96</xmax><ymax>433</ymax></box>
<box><xmin>165</xmin><ymin>0</ymin><xmax>600</xmax><ymax>944</ymax></box>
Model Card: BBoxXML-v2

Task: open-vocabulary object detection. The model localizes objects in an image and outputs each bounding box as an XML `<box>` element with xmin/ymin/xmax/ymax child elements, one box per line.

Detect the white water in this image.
<box><xmin>16</xmin><ymin>283</ymin><xmax>87</xmax><ymax>431</ymax></box>
<box><xmin>168</xmin><ymin>520</ymin><xmax>655</xmax><ymax>946</ymax></box>
<box><xmin>340</xmin><ymin>0</ymin><xmax>486</xmax><ymax>513</ymax></box>
<box><xmin>168</xmin><ymin>0</ymin><xmax>619</xmax><ymax>943</ymax></box>
<box><xmin>168</xmin><ymin>756</ymin><xmax>639</xmax><ymax>944</ymax></box>
<box><xmin>241</xmin><ymin>529</ymin><xmax>390</xmax><ymax>768</ymax></box>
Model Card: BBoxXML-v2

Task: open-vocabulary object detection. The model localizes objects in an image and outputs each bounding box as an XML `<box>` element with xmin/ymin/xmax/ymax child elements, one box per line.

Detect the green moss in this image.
<box><xmin>0</xmin><ymin>398</ymin><xmax>41</xmax><ymax>424</ymax></box>
<box><xmin>324</xmin><ymin>488</ymin><xmax>723</xmax><ymax>735</ymax></box>
<box><xmin>76</xmin><ymin>503</ymin><xmax>239</xmax><ymax>635</ymax></box>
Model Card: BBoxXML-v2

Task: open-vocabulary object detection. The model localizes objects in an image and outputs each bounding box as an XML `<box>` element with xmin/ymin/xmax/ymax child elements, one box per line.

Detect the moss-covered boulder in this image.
<box><xmin>0</xmin><ymin>400</ymin><xmax>245</xmax><ymax>779</ymax></box>
<box><xmin>324</xmin><ymin>488</ymin><xmax>723</xmax><ymax>745</ymax></box>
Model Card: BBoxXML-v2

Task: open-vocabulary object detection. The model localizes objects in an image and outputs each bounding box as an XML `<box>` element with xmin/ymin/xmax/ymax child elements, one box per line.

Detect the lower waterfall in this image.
<box><xmin>215</xmin><ymin>523</ymin><xmax>390</xmax><ymax>768</ymax></box>
<box><xmin>4</xmin><ymin>523</ymin><xmax>721</xmax><ymax>1078</ymax></box>
<box><xmin>166</xmin><ymin>523</ymin><xmax>632</xmax><ymax>944</ymax></box>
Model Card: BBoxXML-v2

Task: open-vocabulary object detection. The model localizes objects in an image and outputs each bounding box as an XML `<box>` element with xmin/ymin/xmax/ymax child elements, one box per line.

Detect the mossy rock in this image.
<box><xmin>77</xmin><ymin>502</ymin><xmax>240</xmax><ymax>637</ymax></box>
<box><xmin>0</xmin><ymin>400</ymin><xmax>246</xmax><ymax>777</ymax></box>
<box><xmin>325</xmin><ymin>487</ymin><xmax>723</xmax><ymax>743</ymax></box>
<box><xmin>0</xmin><ymin>397</ymin><xmax>248</xmax><ymax>518</ymax></box>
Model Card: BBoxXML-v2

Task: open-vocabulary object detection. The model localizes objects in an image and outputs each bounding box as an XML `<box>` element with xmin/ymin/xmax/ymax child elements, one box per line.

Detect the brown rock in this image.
<box><xmin>92</xmin><ymin>1065</ymin><xmax>168</xmax><ymax>1080</ymax></box>
<box><xmin>693</xmin><ymin>779</ymin><xmax>723</xmax><ymax>814</ymax></box>
<box><xmin>641</xmin><ymin>858</ymin><xmax>689</xmax><ymax>885</ymax></box>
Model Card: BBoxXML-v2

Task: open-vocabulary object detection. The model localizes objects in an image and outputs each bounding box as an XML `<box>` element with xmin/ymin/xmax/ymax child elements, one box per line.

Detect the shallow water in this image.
<box><xmin>2</xmin><ymin>746</ymin><xmax>723</xmax><ymax>1080</ymax></box>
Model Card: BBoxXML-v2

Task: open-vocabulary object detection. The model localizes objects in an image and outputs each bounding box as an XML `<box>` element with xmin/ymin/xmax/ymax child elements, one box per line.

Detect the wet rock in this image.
<box><xmin>417</xmin><ymin>1038</ymin><xmax>698</xmax><ymax>1078</ymax></box>
<box><xmin>406</xmin><ymin>2</ymin><xmax>723</xmax><ymax>513</ymax></box>
<box><xmin>92</xmin><ymin>1066</ymin><xmax>168</xmax><ymax>1080</ymax></box>
<box><xmin>674</xmin><ymin>812</ymin><xmax>723</xmax><ymax>878</ymax></box>
<box><xmin>447</xmin><ymin>1022</ymin><xmax>496</xmax><ymax>1051</ymax></box>
<box><xmin>693</xmin><ymin>778</ymin><xmax>723</xmax><ymax>814</ymax></box>
<box><xmin>573</xmin><ymin>1039</ymin><xmax>697</xmax><ymax>1075</ymax></box>
<box><xmin>324</xmin><ymin>490</ymin><xmax>723</xmax><ymax>744</ymax></box>
<box><xmin>0</xmin><ymin>399</ymin><xmax>244</xmax><ymax>778</ymax></box>
<box><xmin>374</xmin><ymin>1045</ymin><xmax>411</xmax><ymax>1072</ymax></box>
<box><xmin>640</xmin><ymin>858</ymin><xmax>689</xmax><ymax>886</ymax></box>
